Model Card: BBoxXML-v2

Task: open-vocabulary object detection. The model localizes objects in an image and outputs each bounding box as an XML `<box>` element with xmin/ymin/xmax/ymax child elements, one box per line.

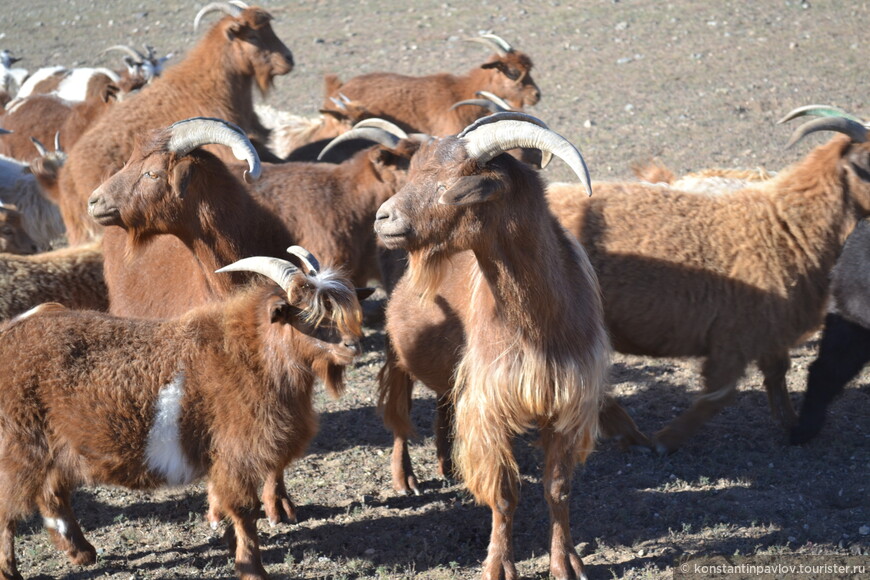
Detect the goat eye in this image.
<box><xmin>505</xmin><ymin>68</ymin><xmax>521</xmax><ymax>81</ymax></box>
<box><xmin>436</xmin><ymin>184</ymin><xmax>447</xmax><ymax>193</ymax></box>
<box><xmin>144</xmin><ymin>171</ymin><xmax>159</xmax><ymax>180</ymax></box>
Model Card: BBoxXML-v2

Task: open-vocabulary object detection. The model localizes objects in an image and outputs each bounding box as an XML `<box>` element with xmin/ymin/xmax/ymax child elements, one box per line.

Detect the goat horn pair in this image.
<box><xmin>101</xmin><ymin>45</ymin><xmax>146</xmax><ymax>62</ymax></box>
<box><xmin>215</xmin><ymin>245</ymin><xmax>320</xmax><ymax>290</ymax></box>
<box><xmin>459</xmin><ymin>112</ymin><xmax>591</xmax><ymax>196</ymax></box>
<box><xmin>194</xmin><ymin>0</ymin><xmax>249</xmax><ymax>31</ymax></box>
<box><xmin>317</xmin><ymin>118</ymin><xmax>409</xmax><ymax>161</ymax></box>
<box><xmin>466</xmin><ymin>34</ymin><xmax>514</xmax><ymax>56</ymax></box>
<box><xmin>167</xmin><ymin>117</ymin><xmax>261</xmax><ymax>183</ymax></box>
<box><xmin>29</xmin><ymin>133</ymin><xmax>61</xmax><ymax>157</ymax></box>
<box><xmin>778</xmin><ymin>104</ymin><xmax>869</xmax><ymax>148</ymax></box>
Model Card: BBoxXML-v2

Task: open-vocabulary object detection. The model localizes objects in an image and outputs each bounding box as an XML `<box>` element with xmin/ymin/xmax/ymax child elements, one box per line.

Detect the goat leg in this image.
<box><xmin>598</xmin><ymin>396</ymin><xmax>651</xmax><ymax>450</ymax></box>
<box><xmin>481</xmin><ymin>495</ymin><xmax>518</xmax><ymax>580</ymax></box>
<box><xmin>758</xmin><ymin>351</ymin><xmax>796</xmax><ymax>430</ymax></box>
<box><xmin>0</xmin><ymin>519</ymin><xmax>21</xmax><ymax>580</ymax></box>
<box><xmin>261</xmin><ymin>468</ymin><xmax>298</xmax><ymax>525</ymax></box>
<box><xmin>36</xmin><ymin>481</ymin><xmax>95</xmax><ymax>566</ymax></box>
<box><xmin>654</xmin><ymin>354</ymin><xmax>745</xmax><ymax>454</ymax></box>
<box><xmin>541</xmin><ymin>426</ymin><xmax>588</xmax><ymax>580</ymax></box>
<box><xmin>434</xmin><ymin>392</ymin><xmax>456</xmax><ymax>480</ymax></box>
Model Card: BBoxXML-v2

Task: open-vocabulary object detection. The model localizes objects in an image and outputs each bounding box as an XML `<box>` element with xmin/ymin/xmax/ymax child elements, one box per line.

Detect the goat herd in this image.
<box><xmin>0</xmin><ymin>3</ymin><xmax>867</xmax><ymax>580</ymax></box>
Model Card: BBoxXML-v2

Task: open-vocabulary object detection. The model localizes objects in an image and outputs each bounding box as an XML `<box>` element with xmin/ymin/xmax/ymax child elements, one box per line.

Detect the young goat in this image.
<box><xmin>545</xmin><ymin>105</ymin><xmax>870</xmax><ymax>454</ymax></box>
<box><xmin>375</xmin><ymin>112</ymin><xmax>610</xmax><ymax>580</ymax></box>
<box><xmin>0</xmin><ymin>247</ymin><xmax>363</xmax><ymax>580</ymax></box>
<box><xmin>324</xmin><ymin>34</ymin><xmax>540</xmax><ymax>136</ymax></box>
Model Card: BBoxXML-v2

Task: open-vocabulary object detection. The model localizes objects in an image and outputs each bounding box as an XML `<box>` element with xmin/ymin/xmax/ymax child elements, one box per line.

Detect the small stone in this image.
<box><xmin>859</xmin><ymin>525</ymin><xmax>870</xmax><ymax>536</ymax></box>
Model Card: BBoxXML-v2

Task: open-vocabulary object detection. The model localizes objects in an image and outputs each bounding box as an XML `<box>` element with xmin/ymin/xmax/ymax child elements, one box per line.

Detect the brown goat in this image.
<box><xmin>323</xmin><ymin>34</ymin><xmax>540</xmax><ymax>136</ymax></box>
<box><xmin>58</xmin><ymin>2</ymin><xmax>294</xmax><ymax>245</ymax></box>
<box><xmin>0</xmin><ymin>86</ymin><xmax>119</xmax><ymax>162</ymax></box>
<box><xmin>0</xmin><ymin>249</ymin><xmax>363</xmax><ymax>580</ymax></box>
<box><xmin>545</xmin><ymin>106</ymin><xmax>870</xmax><ymax>454</ymax></box>
<box><xmin>374</xmin><ymin>113</ymin><xmax>609</xmax><ymax>580</ymax></box>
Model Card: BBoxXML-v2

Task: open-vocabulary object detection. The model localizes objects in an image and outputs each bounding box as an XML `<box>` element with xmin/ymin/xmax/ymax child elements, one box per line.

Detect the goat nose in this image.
<box><xmin>345</xmin><ymin>341</ymin><xmax>360</xmax><ymax>356</ymax></box>
<box><xmin>375</xmin><ymin>206</ymin><xmax>391</xmax><ymax>224</ymax></box>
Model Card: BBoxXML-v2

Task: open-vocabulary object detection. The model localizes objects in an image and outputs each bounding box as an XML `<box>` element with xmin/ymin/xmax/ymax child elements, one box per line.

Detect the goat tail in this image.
<box><xmin>376</xmin><ymin>339</ymin><xmax>416</xmax><ymax>439</ymax></box>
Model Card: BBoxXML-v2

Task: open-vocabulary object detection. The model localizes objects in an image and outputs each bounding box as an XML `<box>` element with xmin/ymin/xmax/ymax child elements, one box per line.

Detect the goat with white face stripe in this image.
<box><xmin>0</xmin><ymin>247</ymin><xmax>363</xmax><ymax>580</ymax></box>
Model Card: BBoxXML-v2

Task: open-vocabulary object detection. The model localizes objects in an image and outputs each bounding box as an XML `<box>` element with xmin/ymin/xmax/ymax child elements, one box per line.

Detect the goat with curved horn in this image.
<box><xmin>167</xmin><ymin>116</ymin><xmax>261</xmax><ymax>182</ymax></box>
<box><xmin>459</xmin><ymin>112</ymin><xmax>590</xmax><ymax>195</ymax></box>
<box><xmin>316</xmin><ymin>118</ymin><xmax>409</xmax><ymax>161</ymax></box>
<box><xmin>193</xmin><ymin>1</ymin><xmax>249</xmax><ymax>31</ymax></box>
<box><xmin>779</xmin><ymin>105</ymin><xmax>869</xmax><ymax>148</ymax></box>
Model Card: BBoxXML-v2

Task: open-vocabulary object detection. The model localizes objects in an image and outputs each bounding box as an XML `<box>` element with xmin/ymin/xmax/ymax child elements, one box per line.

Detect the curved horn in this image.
<box><xmin>317</xmin><ymin>118</ymin><xmax>409</xmax><ymax>161</ymax></box>
<box><xmin>451</xmin><ymin>90</ymin><xmax>513</xmax><ymax>114</ymax></box>
<box><xmin>167</xmin><ymin>116</ymin><xmax>261</xmax><ymax>182</ymax></box>
<box><xmin>30</xmin><ymin>137</ymin><xmax>48</xmax><ymax>157</ymax></box>
<box><xmin>777</xmin><ymin>104</ymin><xmax>866</xmax><ymax>126</ymax></box>
<box><xmin>54</xmin><ymin>131</ymin><xmax>62</xmax><ymax>153</ymax></box>
<box><xmin>460</xmin><ymin>112</ymin><xmax>591</xmax><ymax>196</ymax></box>
<box><xmin>286</xmin><ymin>245</ymin><xmax>320</xmax><ymax>275</ymax></box>
<box><xmin>466</xmin><ymin>33</ymin><xmax>514</xmax><ymax>56</ymax></box>
<box><xmin>193</xmin><ymin>1</ymin><xmax>247</xmax><ymax>31</ymax></box>
<box><xmin>100</xmin><ymin>45</ymin><xmax>146</xmax><ymax>63</ymax></box>
<box><xmin>216</xmin><ymin>256</ymin><xmax>299</xmax><ymax>291</ymax></box>
<box><xmin>785</xmin><ymin>116</ymin><xmax>869</xmax><ymax>149</ymax></box>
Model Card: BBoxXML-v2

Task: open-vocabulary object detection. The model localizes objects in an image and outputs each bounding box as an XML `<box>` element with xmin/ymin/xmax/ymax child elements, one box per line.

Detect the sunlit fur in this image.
<box><xmin>547</xmin><ymin>134</ymin><xmax>870</xmax><ymax>452</ymax></box>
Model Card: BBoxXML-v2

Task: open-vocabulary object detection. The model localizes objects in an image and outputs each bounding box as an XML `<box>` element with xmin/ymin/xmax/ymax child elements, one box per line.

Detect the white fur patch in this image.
<box><xmin>14</xmin><ymin>66</ymin><xmax>65</xmax><ymax>98</ymax></box>
<box><xmin>43</xmin><ymin>516</ymin><xmax>69</xmax><ymax>537</ymax></box>
<box><xmin>55</xmin><ymin>68</ymin><xmax>119</xmax><ymax>102</ymax></box>
<box><xmin>145</xmin><ymin>371</ymin><xmax>198</xmax><ymax>486</ymax></box>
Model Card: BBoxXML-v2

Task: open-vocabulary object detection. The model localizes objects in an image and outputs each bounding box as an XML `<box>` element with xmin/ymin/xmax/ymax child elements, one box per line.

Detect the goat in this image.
<box><xmin>0</xmin><ymin>131</ymin><xmax>66</xmax><ymax>250</ymax></box>
<box><xmin>100</xmin><ymin>44</ymin><xmax>172</xmax><ymax>86</ymax></box>
<box><xmin>0</xmin><ymin>242</ymin><xmax>107</xmax><ymax>320</ymax></box>
<box><xmin>0</xmin><ymin>85</ymin><xmax>118</xmax><ymax>162</ymax></box>
<box><xmin>57</xmin><ymin>1</ymin><xmax>294</xmax><ymax>245</ymax></box>
<box><xmin>0</xmin><ymin>247</ymin><xmax>363</xmax><ymax>580</ymax></box>
<box><xmin>374</xmin><ymin>112</ymin><xmax>610</xmax><ymax>580</ymax></box>
<box><xmin>323</xmin><ymin>34</ymin><xmax>540</xmax><ymax>136</ymax></box>
<box><xmin>0</xmin><ymin>50</ymin><xmax>27</xmax><ymax>98</ymax></box>
<box><xmin>87</xmin><ymin>116</ymin><xmax>398</xmax><ymax>524</ymax></box>
<box><xmin>0</xmin><ymin>204</ymin><xmax>37</xmax><ymax>254</ymax></box>
<box><xmin>791</xmin><ymin>179</ymin><xmax>870</xmax><ymax>443</ymax></box>
<box><xmin>544</xmin><ymin>105</ymin><xmax>870</xmax><ymax>454</ymax></box>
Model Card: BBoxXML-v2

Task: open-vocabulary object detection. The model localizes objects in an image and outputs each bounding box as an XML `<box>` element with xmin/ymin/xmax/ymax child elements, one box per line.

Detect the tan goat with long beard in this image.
<box><xmin>375</xmin><ymin>112</ymin><xmax>609</xmax><ymax>580</ymax></box>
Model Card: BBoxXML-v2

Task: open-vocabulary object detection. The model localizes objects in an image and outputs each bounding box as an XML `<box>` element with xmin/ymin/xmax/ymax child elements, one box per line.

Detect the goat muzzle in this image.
<box><xmin>374</xmin><ymin>200</ymin><xmax>410</xmax><ymax>249</ymax></box>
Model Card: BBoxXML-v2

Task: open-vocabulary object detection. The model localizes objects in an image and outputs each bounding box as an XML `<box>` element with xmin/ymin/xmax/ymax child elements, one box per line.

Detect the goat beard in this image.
<box><xmin>313</xmin><ymin>359</ymin><xmax>346</xmax><ymax>399</ymax></box>
<box><xmin>254</xmin><ymin>70</ymin><xmax>275</xmax><ymax>97</ymax></box>
<box><xmin>407</xmin><ymin>251</ymin><xmax>451</xmax><ymax>303</ymax></box>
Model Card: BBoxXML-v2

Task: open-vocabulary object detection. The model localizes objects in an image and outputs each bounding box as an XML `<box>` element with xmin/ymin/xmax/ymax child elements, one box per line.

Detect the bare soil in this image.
<box><xmin>2</xmin><ymin>1</ymin><xmax>868</xmax><ymax>579</ymax></box>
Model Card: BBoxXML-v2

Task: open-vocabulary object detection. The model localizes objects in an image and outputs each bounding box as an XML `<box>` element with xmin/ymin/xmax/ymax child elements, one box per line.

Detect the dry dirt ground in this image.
<box><xmin>2</xmin><ymin>1</ymin><xmax>869</xmax><ymax>579</ymax></box>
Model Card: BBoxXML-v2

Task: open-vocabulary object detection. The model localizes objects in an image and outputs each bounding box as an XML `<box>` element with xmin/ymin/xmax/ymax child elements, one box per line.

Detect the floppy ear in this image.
<box><xmin>170</xmin><ymin>158</ymin><xmax>194</xmax><ymax>199</ymax></box>
<box><xmin>481</xmin><ymin>61</ymin><xmax>520</xmax><ymax>80</ymax></box>
<box><xmin>439</xmin><ymin>175</ymin><xmax>506</xmax><ymax>206</ymax></box>
<box><xmin>224</xmin><ymin>20</ymin><xmax>244</xmax><ymax>40</ymax></box>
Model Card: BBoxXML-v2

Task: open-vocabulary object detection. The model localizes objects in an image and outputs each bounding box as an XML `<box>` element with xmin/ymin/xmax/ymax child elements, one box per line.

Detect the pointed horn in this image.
<box><xmin>216</xmin><ymin>256</ymin><xmax>299</xmax><ymax>291</ymax></box>
<box><xmin>286</xmin><ymin>245</ymin><xmax>320</xmax><ymax>275</ymax></box>
<box><xmin>194</xmin><ymin>1</ymin><xmax>246</xmax><ymax>31</ymax></box>
<box><xmin>777</xmin><ymin>104</ymin><xmax>866</xmax><ymax>126</ymax></box>
<box><xmin>460</xmin><ymin>112</ymin><xmax>591</xmax><ymax>196</ymax></box>
<box><xmin>466</xmin><ymin>33</ymin><xmax>514</xmax><ymax>56</ymax></box>
<box><xmin>317</xmin><ymin>118</ymin><xmax>408</xmax><ymax>161</ymax></box>
<box><xmin>167</xmin><ymin>116</ymin><xmax>261</xmax><ymax>182</ymax></box>
<box><xmin>100</xmin><ymin>45</ymin><xmax>146</xmax><ymax>63</ymax></box>
<box><xmin>54</xmin><ymin>131</ymin><xmax>62</xmax><ymax>152</ymax></box>
<box><xmin>785</xmin><ymin>116</ymin><xmax>869</xmax><ymax>148</ymax></box>
<box><xmin>30</xmin><ymin>137</ymin><xmax>48</xmax><ymax>157</ymax></box>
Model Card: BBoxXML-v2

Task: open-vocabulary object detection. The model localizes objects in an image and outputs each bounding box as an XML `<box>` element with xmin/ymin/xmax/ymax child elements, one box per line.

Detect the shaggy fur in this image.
<box><xmin>0</xmin><ymin>272</ymin><xmax>362</xmax><ymax>580</ymax></box>
<box><xmin>375</xmin><ymin>132</ymin><xmax>610</xmax><ymax>580</ymax></box>
<box><xmin>0</xmin><ymin>205</ymin><xmax>37</xmax><ymax>254</ymax></box>
<box><xmin>324</xmin><ymin>42</ymin><xmax>540</xmax><ymax>136</ymax></box>
<box><xmin>547</xmin><ymin>134</ymin><xmax>870</xmax><ymax>453</ymax></box>
<box><xmin>0</xmin><ymin>242</ymin><xmax>107</xmax><ymax>320</ymax></box>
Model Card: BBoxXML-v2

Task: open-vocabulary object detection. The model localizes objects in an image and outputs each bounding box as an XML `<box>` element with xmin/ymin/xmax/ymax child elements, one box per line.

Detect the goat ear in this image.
<box><xmin>224</xmin><ymin>21</ymin><xmax>244</xmax><ymax>40</ymax></box>
<box><xmin>439</xmin><ymin>175</ymin><xmax>505</xmax><ymax>206</ymax></box>
<box><xmin>171</xmin><ymin>159</ymin><xmax>194</xmax><ymax>199</ymax></box>
<box><xmin>481</xmin><ymin>61</ymin><xmax>520</xmax><ymax>80</ymax></box>
<box><xmin>268</xmin><ymin>297</ymin><xmax>291</xmax><ymax>323</ymax></box>
<box><xmin>846</xmin><ymin>146</ymin><xmax>870</xmax><ymax>181</ymax></box>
